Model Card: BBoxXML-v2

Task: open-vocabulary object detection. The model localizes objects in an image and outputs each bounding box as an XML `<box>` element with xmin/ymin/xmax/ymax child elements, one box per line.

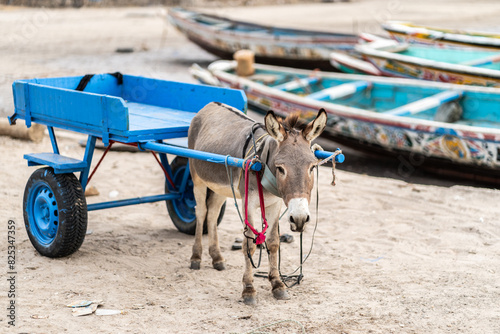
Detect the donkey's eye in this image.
<box><xmin>276</xmin><ymin>166</ymin><xmax>285</xmax><ymax>175</ymax></box>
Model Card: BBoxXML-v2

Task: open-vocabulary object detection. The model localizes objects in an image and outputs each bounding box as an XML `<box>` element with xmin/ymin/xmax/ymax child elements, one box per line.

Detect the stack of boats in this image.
<box><xmin>168</xmin><ymin>8</ymin><xmax>500</xmax><ymax>179</ymax></box>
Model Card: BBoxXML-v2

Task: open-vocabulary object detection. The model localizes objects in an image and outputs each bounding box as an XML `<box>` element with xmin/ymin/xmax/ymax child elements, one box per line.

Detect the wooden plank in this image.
<box><xmin>460</xmin><ymin>54</ymin><xmax>500</xmax><ymax>67</ymax></box>
<box><xmin>24</xmin><ymin>153</ymin><xmax>87</xmax><ymax>173</ymax></box>
<box><xmin>127</xmin><ymin>102</ymin><xmax>194</xmax><ymax>132</ymax></box>
<box><xmin>384</xmin><ymin>90</ymin><xmax>463</xmax><ymax>117</ymax></box>
<box><xmin>273</xmin><ymin>76</ymin><xmax>320</xmax><ymax>91</ymax></box>
<box><xmin>306</xmin><ymin>81</ymin><xmax>369</xmax><ymax>101</ymax></box>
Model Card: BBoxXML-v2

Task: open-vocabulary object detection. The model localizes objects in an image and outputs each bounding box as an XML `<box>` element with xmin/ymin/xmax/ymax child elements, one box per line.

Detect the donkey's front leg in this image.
<box><xmin>241</xmin><ymin>231</ymin><xmax>257</xmax><ymax>305</ymax></box>
<box><xmin>241</xmin><ymin>197</ymin><xmax>259</xmax><ymax>305</ymax></box>
<box><xmin>266</xmin><ymin>202</ymin><xmax>290</xmax><ymax>300</ymax></box>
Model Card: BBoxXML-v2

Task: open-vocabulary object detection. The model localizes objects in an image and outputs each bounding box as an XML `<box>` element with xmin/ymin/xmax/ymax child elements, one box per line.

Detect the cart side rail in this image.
<box><xmin>11</xmin><ymin>80</ymin><xmax>129</xmax><ymax>139</ymax></box>
<box><xmin>122</xmin><ymin>75</ymin><xmax>248</xmax><ymax>113</ymax></box>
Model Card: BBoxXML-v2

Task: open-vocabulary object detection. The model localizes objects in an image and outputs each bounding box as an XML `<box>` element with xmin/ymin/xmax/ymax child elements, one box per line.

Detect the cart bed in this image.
<box><xmin>10</xmin><ymin>73</ymin><xmax>247</xmax><ymax>144</ymax></box>
<box><xmin>127</xmin><ymin>102</ymin><xmax>192</xmax><ymax>135</ymax></box>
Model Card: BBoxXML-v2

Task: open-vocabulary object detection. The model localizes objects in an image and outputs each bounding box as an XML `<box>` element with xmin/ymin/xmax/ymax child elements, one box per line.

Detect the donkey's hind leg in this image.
<box><xmin>190</xmin><ymin>176</ymin><xmax>208</xmax><ymax>270</ymax></box>
<box><xmin>206</xmin><ymin>191</ymin><xmax>227</xmax><ymax>271</ymax></box>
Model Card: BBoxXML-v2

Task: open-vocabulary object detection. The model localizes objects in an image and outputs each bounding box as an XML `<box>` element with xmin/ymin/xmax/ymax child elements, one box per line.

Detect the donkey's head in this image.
<box><xmin>264</xmin><ymin>109</ymin><xmax>327</xmax><ymax>233</ymax></box>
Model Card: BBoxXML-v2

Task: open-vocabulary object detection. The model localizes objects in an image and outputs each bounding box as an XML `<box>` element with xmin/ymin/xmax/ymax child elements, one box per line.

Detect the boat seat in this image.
<box><xmin>306</xmin><ymin>81</ymin><xmax>370</xmax><ymax>101</ymax></box>
<box><xmin>274</xmin><ymin>76</ymin><xmax>320</xmax><ymax>91</ymax></box>
<box><xmin>460</xmin><ymin>54</ymin><xmax>500</xmax><ymax>67</ymax></box>
<box><xmin>384</xmin><ymin>90</ymin><xmax>463</xmax><ymax>117</ymax></box>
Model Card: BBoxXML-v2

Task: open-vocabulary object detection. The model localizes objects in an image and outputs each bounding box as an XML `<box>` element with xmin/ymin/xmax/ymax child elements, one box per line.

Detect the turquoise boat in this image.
<box><xmin>331</xmin><ymin>35</ymin><xmax>500</xmax><ymax>87</ymax></box>
<box><xmin>192</xmin><ymin>60</ymin><xmax>500</xmax><ymax>181</ymax></box>
<box><xmin>383</xmin><ymin>21</ymin><xmax>500</xmax><ymax>51</ymax></box>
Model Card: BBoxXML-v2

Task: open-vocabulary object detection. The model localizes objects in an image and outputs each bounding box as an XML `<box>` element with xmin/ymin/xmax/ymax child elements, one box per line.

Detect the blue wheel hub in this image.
<box><xmin>171</xmin><ymin>165</ymin><xmax>196</xmax><ymax>223</ymax></box>
<box><xmin>28</xmin><ymin>183</ymin><xmax>59</xmax><ymax>245</ymax></box>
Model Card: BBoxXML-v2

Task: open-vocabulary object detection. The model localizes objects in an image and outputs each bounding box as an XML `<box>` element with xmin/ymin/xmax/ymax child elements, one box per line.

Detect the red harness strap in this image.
<box><xmin>243</xmin><ymin>160</ymin><xmax>268</xmax><ymax>245</ymax></box>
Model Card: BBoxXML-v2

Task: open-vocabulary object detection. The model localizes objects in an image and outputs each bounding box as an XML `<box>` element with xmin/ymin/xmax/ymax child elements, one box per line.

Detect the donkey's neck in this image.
<box><xmin>259</xmin><ymin>134</ymin><xmax>279</xmax><ymax>177</ymax></box>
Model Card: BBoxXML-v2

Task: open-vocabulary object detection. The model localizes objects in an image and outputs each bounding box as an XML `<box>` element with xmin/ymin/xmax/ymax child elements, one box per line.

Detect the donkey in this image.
<box><xmin>188</xmin><ymin>102</ymin><xmax>327</xmax><ymax>305</ymax></box>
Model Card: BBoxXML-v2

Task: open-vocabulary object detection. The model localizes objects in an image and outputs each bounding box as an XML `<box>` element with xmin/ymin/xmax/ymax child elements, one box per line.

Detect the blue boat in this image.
<box><xmin>192</xmin><ymin>60</ymin><xmax>500</xmax><ymax>181</ymax></box>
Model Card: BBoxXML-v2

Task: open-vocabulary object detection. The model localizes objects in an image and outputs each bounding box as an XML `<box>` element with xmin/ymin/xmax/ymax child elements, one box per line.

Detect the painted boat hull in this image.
<box><xmin>193</xmin><ymin>61</ymin><xmax>500</xmax><ymax>179</ymax></box>
<box><xmin>383</xmin><ymin>21</ymin><xmax>500</xmax><ymax>51</ymax></box>
<box><xmin>167</xmin><ymin>8</ymin><xmax>358</xmax><ymax>71</ymax></box>
<box><xmin>354</xmin><ymin>43</ymin><xmax>500</xmax><ymax>87</ymax></box>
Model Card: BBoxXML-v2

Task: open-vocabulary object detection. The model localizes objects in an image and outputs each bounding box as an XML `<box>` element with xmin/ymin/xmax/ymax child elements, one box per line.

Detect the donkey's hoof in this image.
<box><xmin>213</xmin><ymin>262</ymin><xmax>226</xmax><ymax>271</ymax></box>
<box><xmin>243</xmin><ymin>296</ymin><xmax>257</xmax><ymax>306</ymax></box>
<box><xmin>273</xmin><ymin>288</ymin><xmax>290</xmax><ymax>300</ymax></box>
<box><xmin>190</xmin><ymin>261</ymin><xmax>201</xmax><ymax>270</ymax></box>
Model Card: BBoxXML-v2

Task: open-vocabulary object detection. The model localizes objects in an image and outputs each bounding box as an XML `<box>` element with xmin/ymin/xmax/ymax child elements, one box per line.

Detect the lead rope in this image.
<box><xmin>279</xmin><ymin>148</ymin><xmax>340</xmax><ymax>283</ymax></box>
<box><xmin>224</xmin><ymin>156</ymin><xmax>268</xmax><ymax>269</ymax></box>
<box><xmin>243</xmin><ymin>160</ymin><xmax>269</xmax><ymax>269</ymax></box>
<box><xmin>243</xmin><ymin>160</ymin><xmax>269</xmax><ymax>245</ymax></box>
<box><xmin>276</xmin><ymin>165</ymin><xmax>320</xmax><ymax>288</ymax></box>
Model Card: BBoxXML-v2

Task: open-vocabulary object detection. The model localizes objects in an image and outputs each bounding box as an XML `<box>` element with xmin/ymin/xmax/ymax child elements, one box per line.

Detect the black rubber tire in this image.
<box><xmin>23</xmin><ymin>168</ymin><xmax>87</xmax><ymax>258</ymax></box>
<box><xmin>165</xmin><ymin>157</ymin><xmax>225</xmax><ymax>235</ymax></box>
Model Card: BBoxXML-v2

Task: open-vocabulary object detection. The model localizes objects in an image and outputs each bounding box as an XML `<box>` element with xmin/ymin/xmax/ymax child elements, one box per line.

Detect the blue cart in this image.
<box><xmin>10</xmin><ymin>73</ymin><xmax>344</xmax><ymax>258</ymax></box>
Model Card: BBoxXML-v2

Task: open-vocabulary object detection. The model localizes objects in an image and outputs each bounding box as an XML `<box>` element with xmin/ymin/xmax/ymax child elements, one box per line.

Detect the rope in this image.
<box><xmin>242</xmin><ymin>160</ymin><xmax>269</xmax><ymax>245</ymax></box>
<box><xmin>224</xmin><ymin>155</ymin><xmax>244</xmax><ymax>224</ymax></box>
<box><xmin>224</xmin><ymin>157</ymin><xmax>267</xmax><ymax>269</ymax></box>
<box><xmin>230</xmin><ymin>319</ymin><xmax>306</xmax><ymax>334</ymax></box>
<box><xmin>317</xmin><ymin>149</ymin><xmax>342</xmax><ymax>166</ymax></box>
<box><xmin>277</xmin><ymin>165</ymin><xmax>320</xmax><ymax>288</ymax></box>
<box><xmin>315</xmin><ymin>148</ymin><xmax>341</xmax><ymax>186</ymax></box>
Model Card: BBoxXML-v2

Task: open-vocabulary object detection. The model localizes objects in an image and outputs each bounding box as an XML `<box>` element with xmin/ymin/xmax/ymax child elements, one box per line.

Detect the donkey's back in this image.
<box><xmin>188</xmin><ymin>101</ymin><xmax>254</xmax><ymax>157</ymax></box>
<box><xmin>188</xmin><ymin>102</ymin><xmax>256</xmax><ymax>193</ymax></box>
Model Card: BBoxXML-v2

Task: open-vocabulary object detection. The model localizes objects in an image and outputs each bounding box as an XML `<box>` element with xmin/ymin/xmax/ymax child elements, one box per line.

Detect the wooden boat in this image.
<box><xmin>191</xmin><ymin>60</ymin><xmax>500</xmax><ymax>178</ymax></box>
<box><xmin>331</xmin><ymin>35</ymin><xmax>500</xmax><ymax>87</ymax></box>
<box><xmin>383</xmin><ymin>21</ymin><xmax>500</xmax><ymax>51</ymax></box>
<box><xmin>167</xmin><ymin>8</ymin><xmax>358</xmax><ymax>70</ymax></box>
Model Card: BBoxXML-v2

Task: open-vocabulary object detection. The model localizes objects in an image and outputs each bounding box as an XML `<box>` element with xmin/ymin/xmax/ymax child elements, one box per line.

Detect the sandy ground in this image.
<box><xmin>0</xmin><ymin>1</ymin><xmax>499</xmax><ymax>333</ymax></box>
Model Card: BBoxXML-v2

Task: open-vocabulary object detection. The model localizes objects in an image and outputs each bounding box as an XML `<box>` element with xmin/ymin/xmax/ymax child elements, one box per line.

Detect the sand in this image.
<box><xmin>0</xmin><ymin>1</ymin><xmax>499</xmax><ymax>333</ymax></box>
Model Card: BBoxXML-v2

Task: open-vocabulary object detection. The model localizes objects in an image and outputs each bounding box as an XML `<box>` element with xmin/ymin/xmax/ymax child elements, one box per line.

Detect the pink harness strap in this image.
<box><xmin>243</xmin><ymin>160</ymin><xmax>268</xmax><ymax>245</ymax></box>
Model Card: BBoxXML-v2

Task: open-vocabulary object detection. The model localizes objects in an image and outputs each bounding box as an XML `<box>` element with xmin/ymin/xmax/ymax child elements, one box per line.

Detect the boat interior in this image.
<box><xmin>242</xmin><ymin>68</ymin><xmax>500</xmax><ymax>129</ymax></box>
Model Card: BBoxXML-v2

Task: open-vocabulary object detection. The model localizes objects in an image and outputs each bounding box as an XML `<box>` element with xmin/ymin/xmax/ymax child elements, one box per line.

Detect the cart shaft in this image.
<box><xmin>139</xmin><ymin>141</ymin><xmax>263</xmax><ymax>171</ymax></box>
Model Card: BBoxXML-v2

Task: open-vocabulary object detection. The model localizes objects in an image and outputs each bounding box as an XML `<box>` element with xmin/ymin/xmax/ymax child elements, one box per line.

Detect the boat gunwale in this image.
<box><xmin>168</xmin><ymin>8</ymin><xmax>359</xmax><ymax>44</ymax></box>
<box><xmin>383</xmin><ymin>21</ymin><xmax>500</xmax><ymax>47</ymax></box>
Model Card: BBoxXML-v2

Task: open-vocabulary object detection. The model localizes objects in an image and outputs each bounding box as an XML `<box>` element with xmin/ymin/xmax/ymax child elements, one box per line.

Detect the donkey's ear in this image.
<box><xmin>264</xmin><ymin>110</ymin><xmax>286</xmax><ymax>142</ymax></box>
<box><xmin>264</xmin><ymin>110</ymin><xmax>286</xmax><ymax>143</ymax></box>
<box><xmin>303</xmin><ymin>109</ymin><xmax>327</xmax><ymax>142</ymax></box>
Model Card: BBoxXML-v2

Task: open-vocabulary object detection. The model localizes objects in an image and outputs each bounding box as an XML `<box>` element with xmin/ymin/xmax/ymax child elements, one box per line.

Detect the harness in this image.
<box><xmin>243</xmin><ymin>160</ymin><xmax>268</xmax><ymax>245</ymax></box>
<box><xmin>224</xmin><ymin>123</ymin><xmax>339</xmax><ymax>287</ymax></box>
<box><xmin>240</xmin><ymin>124</ymin><xmax>281</xmax><ymax>198</ymax></box>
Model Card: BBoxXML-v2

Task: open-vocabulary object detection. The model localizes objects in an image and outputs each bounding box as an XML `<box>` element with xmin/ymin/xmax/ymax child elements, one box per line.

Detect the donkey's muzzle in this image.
<box><xmin>288</xmin><ymin>198</ymin><xmax>310</xmax><ymax>233</ymax></box>
<box><xmin>289</xmin><ymin>214</ymin><xmax>310</xmax><ymax>232</ymax></box>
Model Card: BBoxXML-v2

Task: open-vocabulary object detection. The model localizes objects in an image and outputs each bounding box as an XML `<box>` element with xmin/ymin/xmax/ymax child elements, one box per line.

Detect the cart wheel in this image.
<box><xmin>23</xmin><ymin>168</ymin><xmax>87</xmax><ymax>258</ymax></box>
<box><xmin>165</xmin><ymin>157</ymin><xmax>225</xmax><ymax>235</ymax></box>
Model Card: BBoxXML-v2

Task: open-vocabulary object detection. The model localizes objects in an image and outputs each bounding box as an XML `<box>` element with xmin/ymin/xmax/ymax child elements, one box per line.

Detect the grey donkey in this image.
<box><xmin>188</xmin><ymin>102</ymin><xmax>327</xmax><ymax>305</ymax></box>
